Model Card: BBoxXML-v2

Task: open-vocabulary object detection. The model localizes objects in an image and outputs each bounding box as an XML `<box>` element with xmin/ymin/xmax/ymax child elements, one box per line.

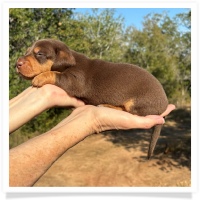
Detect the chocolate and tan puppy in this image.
<box><xmin>16</xmin><ymin>39</ymin><xmax>168</xmax><ymax>159</ymax></box>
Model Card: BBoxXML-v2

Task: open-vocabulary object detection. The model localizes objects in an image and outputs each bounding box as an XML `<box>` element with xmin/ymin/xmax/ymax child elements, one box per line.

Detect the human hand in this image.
<box><xmin>51</xmin><ymin>104</ymin><xmax>175</xmax><ymax>136</ymax></box>
<box><xmin>41</xmin><ymin>84</ymin><xmax>85</xmax><ymax>108</ymax></box>
<box><xmin>10</xmin><ymin>84</ymin><xmax>85</xmax><ymax>109</ymax></box>
<box><xmin>91</xmin><ymin>104</ymin><xmax>175</xmax><ymax>133</ymax></box>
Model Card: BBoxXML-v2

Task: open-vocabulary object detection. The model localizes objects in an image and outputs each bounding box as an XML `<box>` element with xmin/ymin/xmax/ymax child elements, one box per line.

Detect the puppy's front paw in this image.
<box><xmin>32</xmin><ymin>71</ymin><xmax>57</xmax><ymax>87</ymax></box>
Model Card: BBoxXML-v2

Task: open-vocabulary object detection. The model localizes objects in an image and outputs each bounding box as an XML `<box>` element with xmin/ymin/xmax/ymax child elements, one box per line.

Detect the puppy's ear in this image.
<box><xmin>52</xmin><ymin>48</ymin><xmax>76</xmax><ymax>71</ymax></box>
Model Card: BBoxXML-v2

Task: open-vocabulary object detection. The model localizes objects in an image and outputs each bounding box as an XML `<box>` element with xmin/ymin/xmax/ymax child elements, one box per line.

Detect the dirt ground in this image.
<box><xmin>34</xmin><ymin>108</ymin><xmax>191</xmax><ymax>187</ymax></box>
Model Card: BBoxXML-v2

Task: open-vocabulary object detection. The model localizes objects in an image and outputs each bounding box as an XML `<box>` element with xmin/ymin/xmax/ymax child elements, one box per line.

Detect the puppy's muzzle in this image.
<box><xmin>16</xmin><ymin>57</ymin><xmax>26</xmax><ymax>72</ymax></box>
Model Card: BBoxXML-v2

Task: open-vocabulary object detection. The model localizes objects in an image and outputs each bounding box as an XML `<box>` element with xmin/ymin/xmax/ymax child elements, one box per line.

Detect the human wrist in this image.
<box><xmin>37</xmin><ymin>86</ymin><xmax>56</xmax><ymax>109</ymax></box>
<box><xmin>75</xmin><ymin>106</ymin><xmax>112</xmax><ymax>135</ymax></box>
<box><xmin>53</xmin><ymin>106</ymin><xmax>98</xmax><ymax>136</ymax></box>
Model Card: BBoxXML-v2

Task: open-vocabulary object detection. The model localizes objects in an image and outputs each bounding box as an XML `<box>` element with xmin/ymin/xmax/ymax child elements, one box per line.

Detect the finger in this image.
<box><xmin>160</xmin><ymin>104</ymin><xmax>176</xmax><ymax>117</ymax></box>
<box><xmin>129</xmin><ymin>115</ymin><xmax>165</xmax><ymax>129</ymax></box>
<box><xmin>67</xmin><ymin>96</ymin><xmax>85</xmax><ymax>107</ymax></box>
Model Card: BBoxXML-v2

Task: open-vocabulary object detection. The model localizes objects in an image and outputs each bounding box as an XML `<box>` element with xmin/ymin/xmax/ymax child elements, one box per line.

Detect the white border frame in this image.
<box><xmin>1</xmin><ymin>0</ymin><xmax>198</xmax><ymax>196</ymax></box>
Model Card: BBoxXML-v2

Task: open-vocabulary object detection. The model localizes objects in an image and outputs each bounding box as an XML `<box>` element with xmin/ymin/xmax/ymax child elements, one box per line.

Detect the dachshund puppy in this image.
<box><xmin>16</xmin><ymin>39</ymin><xmax>168</xmax><ymax>159</ymax></box>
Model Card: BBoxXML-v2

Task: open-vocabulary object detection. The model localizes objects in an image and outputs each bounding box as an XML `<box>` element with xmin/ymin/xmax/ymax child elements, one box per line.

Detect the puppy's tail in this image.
<box><xmin>147</xmin><ymin>124</ymin><xmax>163</xmax><ymax>159</ymax></box>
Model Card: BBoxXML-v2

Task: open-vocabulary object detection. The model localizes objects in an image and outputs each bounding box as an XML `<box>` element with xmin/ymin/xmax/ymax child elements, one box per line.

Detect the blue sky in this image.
<box><xmin>75</xmin><ymin>8</ymin><xmax>189</xmax><ymax>30</ymax></box>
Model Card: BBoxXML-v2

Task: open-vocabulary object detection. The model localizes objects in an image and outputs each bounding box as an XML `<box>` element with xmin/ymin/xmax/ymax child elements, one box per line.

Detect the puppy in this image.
<box><xmin>16</xmin><ymin>39</ymin><xmax>168</xmax><ymax>159</ymax></box>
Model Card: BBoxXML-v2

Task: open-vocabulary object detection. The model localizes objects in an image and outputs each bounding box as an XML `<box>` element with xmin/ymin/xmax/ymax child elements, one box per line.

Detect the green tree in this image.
<box><xmin>174</xmin><ymin>11</ymin><xmax>191</xmax><ymax>105</ymax></box>
<box><xmin>76</xmin><ymin>8</ymin><xmax>125</xmax><ymax>62</ymax></box>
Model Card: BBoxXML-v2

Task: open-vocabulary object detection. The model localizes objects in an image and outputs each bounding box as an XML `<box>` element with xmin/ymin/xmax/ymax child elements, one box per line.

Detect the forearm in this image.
<box><xmin>9</xmin><ymin>89</ymin><xmax>48</xmax><ymax>133</ymax></box>
<box><xmin>9</xmin><ymin>109</ymin><xmax>92</xmax><ymax>186</ymax></box>
<box><xmin>9</xmin><ymin>97</ymin><xmax>46</xmax><ymax>133</ymax></box>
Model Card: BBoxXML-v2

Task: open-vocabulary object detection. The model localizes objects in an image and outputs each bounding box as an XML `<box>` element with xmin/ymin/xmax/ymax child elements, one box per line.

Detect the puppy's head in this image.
<box><xmin>16</xmin><ymin>39</ymin><xmax>75</xmax><ymax>78</ymax></box>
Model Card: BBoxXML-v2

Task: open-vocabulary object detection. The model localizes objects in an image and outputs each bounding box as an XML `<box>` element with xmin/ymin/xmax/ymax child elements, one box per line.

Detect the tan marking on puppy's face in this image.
<box><xmin>123</xmin><ymin>98</ymin><xmax>135</xmax><ymax>112</ymax></box>
<box><xmin>16</xmin><ymin>44</ymin><xmax>54</xmax><ymax>78</ymax></box>
<box><xmin>33</xmin><ymin>47</ymin><xmax>41</xmax><ymax>54</ymax></box>
<box><xmin>16</xmin><ymin>55</ymin><xmax>53</xmax><ymax>78</ymax></box>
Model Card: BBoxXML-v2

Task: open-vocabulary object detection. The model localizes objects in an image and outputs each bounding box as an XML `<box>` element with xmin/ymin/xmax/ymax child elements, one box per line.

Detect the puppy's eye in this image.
<box><xmin>36</xmin><ymin>52</ymin><xmax>44</xmax><ymax>56</ymax></box>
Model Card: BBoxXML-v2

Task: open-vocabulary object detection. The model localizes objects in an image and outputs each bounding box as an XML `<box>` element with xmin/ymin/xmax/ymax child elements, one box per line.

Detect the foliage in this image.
<box><xmin>9</xmin><ymin>8</ymin><xmax>191</xmax><ymax>141</ymax></box>
<box><xmin>75</xmin><ymin>8</ymin><xmax>125</xmax><ymax>61</ymax></box>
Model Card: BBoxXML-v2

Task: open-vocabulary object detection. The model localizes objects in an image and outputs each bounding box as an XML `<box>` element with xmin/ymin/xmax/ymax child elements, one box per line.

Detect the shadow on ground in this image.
<box><xmin>101</xmin><ymin>107</ymin><xmax>191</xmax><ymax>170</ymax></box>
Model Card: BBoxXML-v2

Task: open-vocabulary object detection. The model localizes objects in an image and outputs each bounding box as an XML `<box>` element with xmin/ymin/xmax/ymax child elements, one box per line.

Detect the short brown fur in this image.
<box><xmin>16</xmin><ymin>39</ymin><xmax>168</xmax><ymax>159</ymax></box>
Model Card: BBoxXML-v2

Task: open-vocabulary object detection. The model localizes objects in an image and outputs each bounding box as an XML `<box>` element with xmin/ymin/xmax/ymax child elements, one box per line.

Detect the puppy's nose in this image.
<box><xmin>16</xmin><ymin>59</ymin><xmax>25</xmax><ymax>69</ymax></box>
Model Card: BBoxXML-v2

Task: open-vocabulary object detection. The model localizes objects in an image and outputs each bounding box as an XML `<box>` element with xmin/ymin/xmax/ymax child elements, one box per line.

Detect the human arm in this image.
<box><xmin>9</xmin><ymin>103</ymin><xmax>175</xmax><ymax>186</ymax></box>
